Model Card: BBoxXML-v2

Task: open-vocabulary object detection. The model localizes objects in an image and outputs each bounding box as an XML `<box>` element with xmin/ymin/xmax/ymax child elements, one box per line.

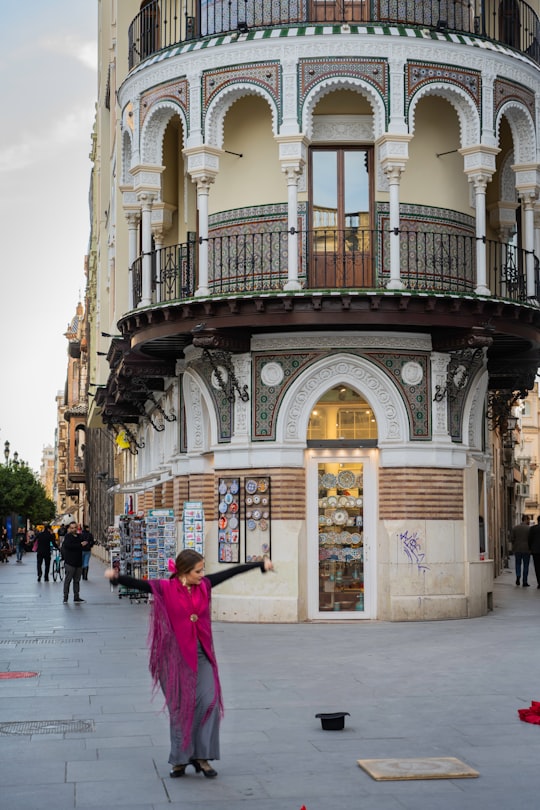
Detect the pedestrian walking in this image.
<box><xmin>511</xmin><ymin>514</ymin><xmax>531</xmax><ymax>586</ymax></box>
<box><xmin>14</xmin><ymin>527</ymin><xmax>26</xmax><ymax>563</ymax></box>
<box><xmin>61</xmin><ymin>521</ymin><xmax>89</xmax><ymax>603</ymax></box>
<box><xmin>35</xmin><ymin>523</ymin><xmax>57</xmax><ymax>582</ymax></box>
<box><xmin>528</xmin><ymin>515</ymin><xmax>540</xmax><ymax>588</ymax></box>
<box><xmin>104</xmin><ymin>550</ymin><xmax>274</xmax><ymax>779</ymax></box>
<box><xmin>80</xmin><ymin>525</ymin><xmax>95</xmax><ymax>580</ymax></box>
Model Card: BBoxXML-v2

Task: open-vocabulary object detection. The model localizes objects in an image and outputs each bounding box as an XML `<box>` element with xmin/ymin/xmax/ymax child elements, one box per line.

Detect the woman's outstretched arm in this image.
<box><xmin>206</xmin><ymin>558</ymin><xmax>274</xmax><ymax>588</ymax></box>
<box><xmin>104</xmin><ymin>568</ymin><xmax>152</xmax><ymax>593</ymax></box>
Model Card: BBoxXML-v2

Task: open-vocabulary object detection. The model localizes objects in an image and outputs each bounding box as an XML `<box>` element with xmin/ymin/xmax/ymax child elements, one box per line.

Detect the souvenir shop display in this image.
<box><xmin>112</xmin><ymin>515</ymin><xmax>148</xmax><ymax>602</ymax></box>
<box><xmin>317</xmin><ymin>464</ymin><xmax>364</xmax><ymax>612</ymax></box>
<box><xmin>218</xmin><ymin>479</ymin><xmax>240</xmax><ymax>563</ymax></box>
<box><xmin>146</xmin><ymin>509</ymin><xmax>177</xmax><ymax>579</ymax></box>
<box><xmin>244</xmin><ymin>476</ymin><xmax>271</xmax><ymax>562</ymax></box>
<box><xmin>182</xmin><ymin>501</ymin><xmax>204</xmax><ymax>554</ymax></box>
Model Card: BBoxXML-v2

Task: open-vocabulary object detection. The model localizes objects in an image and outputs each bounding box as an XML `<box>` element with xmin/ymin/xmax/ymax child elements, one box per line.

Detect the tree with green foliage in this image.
<box><xmin>0</xmin><ymin>463</ymin><xmax>55</xmax><ymax>526</ymax></box>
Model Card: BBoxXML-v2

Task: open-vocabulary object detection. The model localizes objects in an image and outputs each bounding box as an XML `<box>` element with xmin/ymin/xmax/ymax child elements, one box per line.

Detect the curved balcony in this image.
<box><xmin>130</xmin><ymin>228</ymin><xmax>538</xmax><ymax>308</ymax></box>
<box><xmin>128</xmin><ymin>0</ymin><xmax>540</xmax><ymax>69</ymax></box>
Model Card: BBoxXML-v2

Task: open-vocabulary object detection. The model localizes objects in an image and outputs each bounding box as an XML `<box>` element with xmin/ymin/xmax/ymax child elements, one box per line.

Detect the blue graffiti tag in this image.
<box><xmin>399</xmin><ymin>530</ymin><xmax>430</xmax><ymax>572</ymax></box>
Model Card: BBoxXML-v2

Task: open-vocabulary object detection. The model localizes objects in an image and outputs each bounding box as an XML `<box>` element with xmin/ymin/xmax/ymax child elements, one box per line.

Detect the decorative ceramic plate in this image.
<box><xmin>338</xmin><ymin>496</ymin><xmax>348</xmax><ymax>506</ymax></box>
<box><xmin>246</xmin><ymin>511</ymin><xmax>252</xmax><ymax>519</ymax></box>
<box><xmin>218</xmin><ymin>501</ymin><xmax>228</xmax><ymax>513</ymax></box>
<box><xmin>218</xmin><ymin>482</ymin><xmax>228</xmax><ymax>495</ymax></box>
<box><xmin>229</xmin><ymin>480</ymin><xmax>239</xmax><ymax>494</ymax></box>
<box><xmin>229</xmin><ymin>516</ymin><xmax>238</xmax><ymax>530</ymax></box>
<box><xmin>253</xmin><ymin>495</ymin><xmax>261</xmax><ymax>505</ymax></box>
<box><xmin>333</xmin><ymin>509</ymin><xmax>348</xmax><ymax>526</ymax></box>
<box><xmin>218</xmin><ymin>516</ymin><xmax>227</xmax><ymax>529</ymax></box>
<box><xmin>350</xmin><ymin>533</ymin><xmax>362</xmax><ymax>545</ymax></box>
<box><xmin>337</xmin><ymin>469</ymin><xmax>356</xmax><ymax>489</ymax></box>
<box><xmin>246</xmin><ymin>479</ymin><xmax>258</xmax><ymax>495</ymax></box>
<box><xmin>252</xmin><ymin>510</ymin><xmax>262</xmax><ymax>521</ymax></box>
<box><xmin>327</xmin><ymin>496</ymin><xmax>338</xmax><ymax>507</ymax></box>
<box><xmin>261</xmin><ymin>497</ymin><xmax>269</xmax><ymax>505</ymax></box>
<box><xmin>319</xmin><ymin>533</ymin><xmax>328</xmax><ymax>544</ymax></box>
<box><xmin>262</xmin><ymin>511</ymin><xmax>269</xmax><ymax>519</ymax></box>
<box><xmin>247</xmin><ymin>519</ymin><xmax>257</xmax><ymax>531</ymax></box>
<box><xmin>259</xmin><ymin>519</ymin><xmax>268</xmax><ymax>531</ymax></box>
<box><xmin>225</xmin><ymin>493</ymin><xmax>233</xmax><ymax>505</ymax></box>
<box><xmin>246</xmin><ymin>496</ymin><xmax>253</xmax><ymax>506</ymax></box>
<box><xmin>321</xmin><ymin>472</ymin><xmax>337</xmax><ymax>489</ymax></box>
<box><xmin>258</xmin><ymin>479</ymin><xmax>268</xmax><ymax>492</ymax></box>
<box><xmin>356</xmin><ymin>498</ymin><xmax>363</xmax><ymax>507</ymax></box>
<box><xmin>230</xmin><ymin>501</ymin><xmax>239</xmax><ymax>513</ymax></box>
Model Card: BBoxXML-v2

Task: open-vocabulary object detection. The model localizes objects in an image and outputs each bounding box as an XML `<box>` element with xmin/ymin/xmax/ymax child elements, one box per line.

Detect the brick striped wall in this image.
<box><xmin>169</xmin><ymin>468</ymin><xmax>307</xmax><ymax>521</ymax></box>
<box><xmin>379</xmin><ymin>468</ymin><xmax>463</xmax><ymax>520</ymax></box>
<box><xmin>162</xmin><ymin>480</ymin><xmax>174</xmax><ymax>510</ymax></box>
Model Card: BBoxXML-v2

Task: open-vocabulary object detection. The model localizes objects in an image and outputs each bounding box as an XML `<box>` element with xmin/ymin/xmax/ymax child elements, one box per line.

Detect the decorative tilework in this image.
<box><xmin>202</xmin><ymin>61</ymin><xmax>281</xmax><ymax>126</ymax></box>
<box><xmin>252</xmin><ymin>352</ymin><xmax>320</xmax><ymax>439</ymax></box>
<box><xmin>493</xmin><ymin>78</ymin><xmax>535</xmax><ymax>122</ymax></box>
<box><xmin>406</xmin><ymin>61</ymin><xmax>481</xmax><ymax>118</ymax></box>
<box><xmin>252</xmin><ymin>349</ymin><xmax>430</xmax><ymax>441</ymax></box>
<box><xmin>140</xmin><ymin>78</ymin><xmax>189</xmax><ymax>127</ymax></box>
<box><xmin>448</xmin><ymin>350</ymin><xmax>484</xmax><ymax>442</ymax></box>
<box><xmin>299</xmin><ymin>57</ymin><xmax>389</xmax><ymax>125</ymax></box>
<box><xmin>197</xmin><ymin>356</ymin><xmax>234</xmax><ymax>442</ymax></box>
<box><xmin>364</xmin><ymin>352</ymin><xmax>430</xmax><ymax>438</ymax></box>
<box><xmin>376</xmin><ymin>203</ymin><xmax>475</xmax><ymax>291</ymax></box>
<box><xmin>208</xmin><ymin>203</ymin><xmax>308</xmax><ymax>292</ymax></box>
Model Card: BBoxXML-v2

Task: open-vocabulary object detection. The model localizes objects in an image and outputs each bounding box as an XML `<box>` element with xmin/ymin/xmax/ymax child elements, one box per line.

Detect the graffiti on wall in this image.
<box><xmin>399</xmin><ymin>530</ymin><xmax>430</xmax><ymax>573</ymax></box>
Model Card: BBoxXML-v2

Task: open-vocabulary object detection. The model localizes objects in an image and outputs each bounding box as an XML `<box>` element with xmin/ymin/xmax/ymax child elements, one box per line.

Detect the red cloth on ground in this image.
<box><xmin>518</xmin><ymin>701</ymin><xmax>540</xmax><ymax>724</ymax></box>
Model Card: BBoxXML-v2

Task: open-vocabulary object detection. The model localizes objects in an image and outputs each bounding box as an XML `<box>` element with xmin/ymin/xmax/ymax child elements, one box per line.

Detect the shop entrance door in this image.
<box><xmin>307</xmin><ymin>453</ymin><xmax>375</xmax><ymax>619</ymax></box>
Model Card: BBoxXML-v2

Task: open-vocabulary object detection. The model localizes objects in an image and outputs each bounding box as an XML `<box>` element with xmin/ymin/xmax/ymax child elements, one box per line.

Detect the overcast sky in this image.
<box><xmin>0</xmin><ymin>2</ymin><xmax>97</xmax><ymax>474</ymax></box>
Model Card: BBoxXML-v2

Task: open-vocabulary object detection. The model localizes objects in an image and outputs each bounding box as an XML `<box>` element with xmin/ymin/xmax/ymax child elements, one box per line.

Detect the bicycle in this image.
<box><xmin>51</xmin><ymin>548</ymin><xmax>64</xmax><ymax>582</ymax></box>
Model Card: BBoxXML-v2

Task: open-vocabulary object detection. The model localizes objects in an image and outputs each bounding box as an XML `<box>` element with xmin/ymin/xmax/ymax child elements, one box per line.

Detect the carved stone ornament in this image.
<box><xmin>401</xmin><ymin>361</ymin><xmax>423</xmax><ymax>386</ymax></box>
<box><xmin>261</xmin><ymin>361</ymin><xmax>284</xmax><ymax>387</ymax></box>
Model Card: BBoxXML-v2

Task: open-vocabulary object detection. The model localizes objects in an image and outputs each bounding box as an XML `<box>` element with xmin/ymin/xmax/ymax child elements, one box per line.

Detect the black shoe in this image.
<box><xmin>190</xmin><ymin>759</ymin><xmax>217</xmax><ymax>778</ymax></box>
<box><xmin>44</xmin><ymin>577</ymin><xmax>49</xmax><ymax>581</ymax></box>
<box><xmin>169</xmin><ymin>764</ymin><xmax>187</xmax><ymax>778</ymax></box>
<box><xmin>37</xmin><ymin>577</ymin><xmax>41</xmax><ymax>582</ymax></box>
<box><xmin>74</xmin><ymin>597</ymin><xmax>85</xmax><ymax>603</ymax></box>
<box><xmin>63</xmin><ymin>598</ymin><xmax>68</xmax><ymax>603</ymax></box>
<box><xmin>523</xmin><ymin>582</ymin><xmax>530</xmax><ymax>587</ymax></box>
<box><xmin>516</xmin><ymin>578</ymin><xmax>520</xmax><ymax>585</ymax></box>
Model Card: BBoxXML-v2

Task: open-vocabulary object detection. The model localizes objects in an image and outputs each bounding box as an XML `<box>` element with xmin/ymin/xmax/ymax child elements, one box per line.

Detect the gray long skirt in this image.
<box><xmin>166</xmin><ymin>643</ymin><xmax>220</xmax><ymax>766</ymax></box>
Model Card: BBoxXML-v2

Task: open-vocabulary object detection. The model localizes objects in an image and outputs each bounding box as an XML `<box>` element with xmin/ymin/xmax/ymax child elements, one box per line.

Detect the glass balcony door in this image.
<box><xmin>311</xmin><ymin>148</ymin><xmax>372</xmax><ymax>288</ymax></box>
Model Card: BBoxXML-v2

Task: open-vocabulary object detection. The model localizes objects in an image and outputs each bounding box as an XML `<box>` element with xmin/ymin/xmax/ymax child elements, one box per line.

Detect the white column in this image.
<box><xmin>471</xmin><ymin>174</ymin><xmax>490</xmax><ymax>295</ymax></box>
<box><xmin>385</xmin><ymin>165</ymin><xmax>404</xmax><ymax>290</ymax></box>
<box><xmin>521</xmin><ymin>192</ymin><xmax>537</xmax><ymax>298</ymax></box>
<box><xmin>283</xmin><ymin>167</ymin><xmax>302</xmax><ymax>291</ymax></box>
<box><xmin>126</xmin><ymin>212</ymin><xmax>140</xmax><ymax>310</ymax></box>
<box><xmin>140</xmin><ymin>194</ymin><xmax>154</xmax><ymax>307</ymax></box>
<box><xmin>195</xmin><ymin>180</ymin><xmax>211</xmax><ymax>297</ymax></box>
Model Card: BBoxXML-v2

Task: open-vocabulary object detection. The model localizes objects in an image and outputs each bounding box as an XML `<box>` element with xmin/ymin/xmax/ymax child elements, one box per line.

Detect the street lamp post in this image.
<box><xmin>4</xmin><ymin>440</ymin><xmax>10</xmax><ymax>465</ymax></box>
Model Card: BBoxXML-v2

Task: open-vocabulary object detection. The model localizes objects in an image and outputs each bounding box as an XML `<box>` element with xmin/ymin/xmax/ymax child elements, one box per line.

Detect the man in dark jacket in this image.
<box><xmin>528</xmin><ymin>516</ymin><xmax>540</xmax><ymax>588</ymax></box>
<box><xmin>62</xmin><ymin>522</ymin><xmax>89</xmax><ymax>603</ymax></box>
<box><xmin>35</xmin><ymin>524</ymin><xmax>57</xmax><ymax>582</ymax></box>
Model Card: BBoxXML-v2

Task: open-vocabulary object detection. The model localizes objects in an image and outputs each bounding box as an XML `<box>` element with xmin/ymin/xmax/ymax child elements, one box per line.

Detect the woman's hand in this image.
<box><xmin>263</xmin><ymin>557</ymin><xmax>274</xmax><ymax>572</ymax></box>
<box><xmin>104</xmin><ymin>568</ymin><xmax>118</xmax><ymax>580</ymax></box>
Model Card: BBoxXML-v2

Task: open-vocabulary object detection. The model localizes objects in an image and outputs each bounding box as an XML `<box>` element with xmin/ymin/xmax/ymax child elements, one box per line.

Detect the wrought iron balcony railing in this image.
<box><xmin>130</xmin><ymin>227</ymin><xmax>537</xmax><ymax>307</ymax></box>
<box><xmin>128</xmin><ymin>0</ymin><xmax>540</xmax><ymax>69</ymax></box>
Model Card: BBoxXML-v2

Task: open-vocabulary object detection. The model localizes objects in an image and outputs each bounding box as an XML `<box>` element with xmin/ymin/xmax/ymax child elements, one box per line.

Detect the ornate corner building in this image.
<box><xmin>87</xmin><ymin>0</ymin><xmax>540</xmax><ymax>621</ymax></box>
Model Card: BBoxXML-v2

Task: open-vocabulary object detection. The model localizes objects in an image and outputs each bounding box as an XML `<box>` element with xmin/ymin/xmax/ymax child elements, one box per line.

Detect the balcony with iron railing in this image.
<box><xmin>130</xmin><ymin>227</ymin><xmax>539</xmax><ymax>308</ymax></box>
<box><xmin>128</xmin><ymin>0</ymin><xmax>540</xmax><ymax>69</ymax></box>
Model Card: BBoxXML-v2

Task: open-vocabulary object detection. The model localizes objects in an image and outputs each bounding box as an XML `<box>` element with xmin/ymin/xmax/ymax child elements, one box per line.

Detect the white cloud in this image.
<box><xmin>41</xmin><ymin>34</ymin><xmax>97</xmax><ymax>71</ymax></box>
<box><xmin>0</xmin><ymin>105</ymin><xmax>94</xmax><ymax>173</ymax></box>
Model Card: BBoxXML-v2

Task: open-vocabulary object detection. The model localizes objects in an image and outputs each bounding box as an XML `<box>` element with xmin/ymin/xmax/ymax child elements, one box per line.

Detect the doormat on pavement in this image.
<box><xmin>0</xmin><ymin>720</ymin><xmax>95</xmax><ymax>736</ymax></box>
<box><xmin>357</xmin><ymin>757</ymin><xmax>479</xmax><ymax>781</ymax></box>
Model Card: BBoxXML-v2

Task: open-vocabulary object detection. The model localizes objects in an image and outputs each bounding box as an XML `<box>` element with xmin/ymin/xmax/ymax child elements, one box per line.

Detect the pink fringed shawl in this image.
<box><xmin>148</xmin><ymin>577</ymin><xmax>223</xmax><ymax>748</ymax></box>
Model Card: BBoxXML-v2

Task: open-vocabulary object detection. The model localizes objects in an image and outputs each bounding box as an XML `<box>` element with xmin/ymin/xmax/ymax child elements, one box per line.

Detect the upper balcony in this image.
<box><xmin>129</xmin><ymin>0</ymin><xmax>540</xmax><ymax>69</ymax></box>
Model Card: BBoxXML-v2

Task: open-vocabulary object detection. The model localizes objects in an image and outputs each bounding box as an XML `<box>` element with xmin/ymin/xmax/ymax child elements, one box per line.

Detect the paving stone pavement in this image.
<box><xmin>1</xmin><ymin>552</ymin><xmax>540</xmax><ymax>809</ymax></box>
